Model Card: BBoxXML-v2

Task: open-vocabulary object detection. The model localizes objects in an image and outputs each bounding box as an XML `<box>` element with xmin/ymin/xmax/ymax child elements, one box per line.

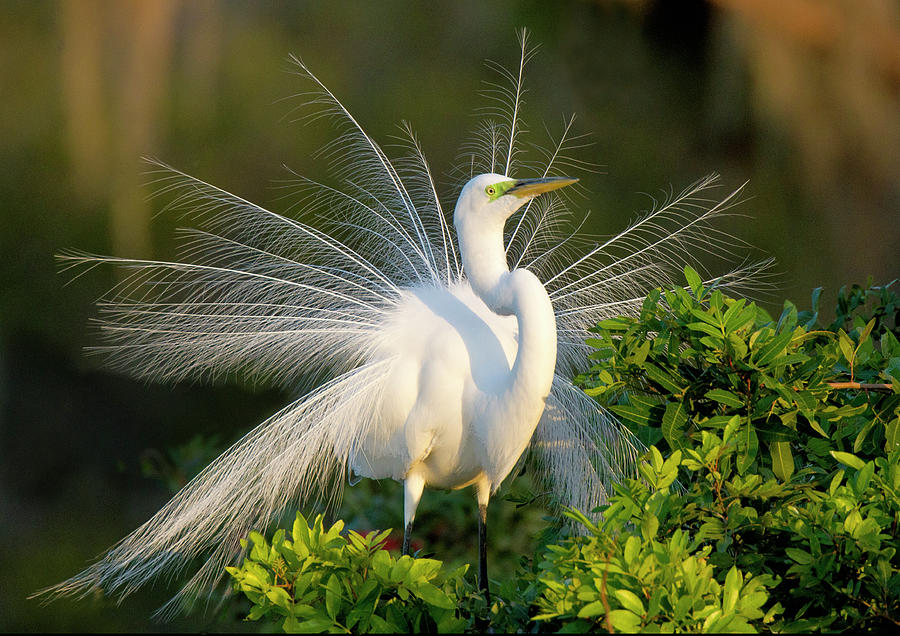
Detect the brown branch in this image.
<box><xmin>827</xmin><ymin>382</ymin><xmax>893</xmax><ymax>393</ymax></box>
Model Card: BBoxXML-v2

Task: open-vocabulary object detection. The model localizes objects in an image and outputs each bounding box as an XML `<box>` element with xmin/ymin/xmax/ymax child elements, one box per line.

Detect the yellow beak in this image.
<box><xmin>507</xmin><ymin>176</ymin><xmax>578</xmax><ymax>198</ymax></box>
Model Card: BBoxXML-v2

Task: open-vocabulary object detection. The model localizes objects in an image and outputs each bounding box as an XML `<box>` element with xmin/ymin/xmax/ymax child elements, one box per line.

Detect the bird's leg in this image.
<box><xmin>478</xmin><ymin>504</ymin><xmax>490</xmax><ymax>602</ymax></box>
<box><xmin>402</xmin><ymin>472</ymin><xmax>425</xmax><ymax>556</ymax></box>
<box><xmin>402</xmin><ymin>526</ymin><xmax>411</xmax><ymax>556</ymax></box>
<box><xmin>476</xmin><ymin>479</ymin><xmax>491</xmax><ymax>604</ymax></box>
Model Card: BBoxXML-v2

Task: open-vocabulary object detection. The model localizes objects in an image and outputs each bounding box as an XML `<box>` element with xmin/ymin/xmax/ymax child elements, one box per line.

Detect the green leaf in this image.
<box><xmin>623</xmin><ymin>535</ymin><xmax>640</xmax><ymax>566</ymax></box>
<box><xmin>641</xmin><ymin>512</ymin><xmax>659</xmax><ymax>541</ymax></box>
<box><xmin>367</xmin><ymin>614</ymin><xmax>395</xmax><ymax>633</ymax></box>
<box><xmin>293</xmin><ymin>513</ymin><xmax>310</xmax><ymax>547</ymax></box>
<box><xmin>248</xmin><ymin>531</ymin><xmax>268</xmax><ymax>562</ymax></box>
<box><xmin>644</xmin><ymin>363</ymin><xmax>685</xmax><ymax>395</ymax></box>
<box><xmin>785</xmin><ymin>548</ymin><xmax>812</xmax><ymax>564</ymax></box>
<box><xmin>372</xmin><ymin>550</ymin><xmax>394</xmax><ymax>580</ymax></box>
<box><xmin>577</xmin><ymin>600</ymin><xmax>607</xmax><ymax>619</ymax></box>
<box><xmin>266</xmin><ymin>586</ymin><xmax>292</xmax><ymax>610</ymax></box>
<box><xmin>407</xmin><ymin>558</ymin><xmax>442</xmax><ymax>583</ymax></box>
<box><xmin>722</xmin><ymin>414</ymin><xmax>741</xmax><ymax>442</ymax></box>
<box><xmin>857</xmin><ymin>317</ymin><xmax>876</xmax><ymax>347</ymax></box>
<box><xmin>770</xmin><ymin>441</ymin><xmax>794</xmax><ymax>481</ymax></box>
<box><xmin>689</xmin><ymin>306</ymin><xmax>720</xmax><ymax>326</ymax></box>
<box><xmin>776</xmin><ymin>301</ymin><xmax>798</xmax><ymax>331</ymax></box>
<box><xmin>853</xmin><ymin>418</ymin><xmax>876</xmax><ymax>452</ymax></box>
<box><xmin>711</xmin><ymin>289</ymin><xmax>725</xmax><ymax>312</ymax></box>
<box><xmin>629</xmin><ymin>339</ymin><xmax>651</xmax><ymax>365</ymax></box>
<box><xmin>608</xmin><ymin>609</ymin><xmax>642</xmax><ymax>632</ymax></box>
<box><xmin>645</xmin><ymin>445</ymin><xmax>662</xmax><ymax>472</ymax></box>
<box><xmin>247</xmin><ymin>604</ymin><xmax>268</xmax><ymax>621</ymax></box>
<box><xmin>727</xmin><ymin>333</ymin><xmax>749</xmax><ymax>359</ymax></box>
<box><xmin>737</xmin><ymin>422</ymin><xmax>758</xmax><ymax>475</ymax></box>
<box><xmin>596</xmin><ymin>317</ymin><xmax>632</xmax><ymax>331</ymax></box>
<box><xmin>411</xmin><ymin>581</ymin><xmax>455</xmax><ymax>609</ymax></box>
<box><xmin>390</xmin><ymin>555</ymin><xmax>414</xmax><ymax>582</ymax></box>
<box><xmin>723</xmin><ymin>566</ymin><xmax>742</xmax><ymax>613</ymax></box>
<box><xmin>609</xmin><ymin>405</ymin><xmax>651</xmax><ymax>428</ymax></box>
<box><xmin>705</xmin><ymin>388</ymin><xmax>744</xmax><ymax>409</ymax></box>
<box><xmin>828</xmin><ymin>469</ymin><xmax>845</xmax><ymax>496</ymax></box>
<box><xmin>881</xmin><ymin>329</ymin><xmax>900</xmax><ymax>357</ymax></box>
<box><xmin>854</xmin><ymin>461</ymin><xmax>875</xmax><ymax>493</ymax></box>
<box><xmin>324</xmin><ymin>573</ymin><xmax>341</xmax><ymax>620</ymax></box>
<box><xmin>809</xmin><ymin>417</ymin><xmax>829</xmax><ymax>438</ymax></box>
<box><xmin>614</xmin><ymin>589</ymin><xmax>645</xmax><ymax>616</ymax></box>
<box><xmin>830</xmin><ymin>450</ymin><xmax>865</xmax><ymax>470</ymax></box>
<box><xmin>684</xmin><ymin>265</ymin><xmax>703</xmax><ymax>297</ymax></box>
<box><xmin>345</xmin><ymin>595</ymin><xmax>375</xmax><ymax>631</ymax></box>
<box><xmin>722</xmin><ymin>298</ymin><xmax>747</xmax><ymax>330</ymax></box>
<box><xmin>673</xmin><ymin>595</ymin><xmax>692</xmax><ymax>621</ymax></box>
<box><xmin>810</xmin><ymin>286</ymin><xmax>823</xmax><ymax>312</ymax></box>
<box><xmin>838</xmin><ymin>330</ymin><xmax>855</xmax><ymax>364</ymax></box>
<box><xmin>662</xmin><ymin>401</ymin><xmax>688</xmax><ymax>450</ymax></box>
<box><xmin>688</xmin><ymin>321</ymin><xmax>724</xmax><ymax>337</ymax></box>
<box><xmin>753</xmin><ymin>329</ymin><xmax>793</xmax><ymax>366</ymax></box>
<box><xmin>700</xmin><ymin>335</ymin><xmax>724</xmax><ymax>350</ymax></box>
<box><xmin>885</xmin><ymin>417</ymin><xmax>900</xmax><ymax>452</ymax></box>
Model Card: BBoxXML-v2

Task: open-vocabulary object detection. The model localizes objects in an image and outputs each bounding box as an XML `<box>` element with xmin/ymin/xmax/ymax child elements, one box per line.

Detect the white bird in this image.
<box><xmin>362</xmin><ymin>173</ymin><xmax>577</xmax><ymax>601</ymax></box>
<box><xmin>39</xmin><ymin>33</ymin><xmax>766</xmax><ymax>616</ymax></box>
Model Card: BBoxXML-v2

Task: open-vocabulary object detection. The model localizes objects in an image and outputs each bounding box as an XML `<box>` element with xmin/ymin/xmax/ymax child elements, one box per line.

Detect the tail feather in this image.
<box><xmin>33</xmin><ymin>361</ymin><xmax>390</xmax><ymax>614</ymax></box>
<box><xmin>534</xmin><ymin>375</ymin><xmax>642</xmax><ymax>514</ymax></box>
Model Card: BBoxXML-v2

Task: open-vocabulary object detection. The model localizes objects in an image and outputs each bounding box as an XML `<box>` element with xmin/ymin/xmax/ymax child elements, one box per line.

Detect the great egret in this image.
<box><xmin>38</xmin><ymin>34</ymin><xmax>765</xmax><ymax>616</ymax></box>
<box><xmin>365</xmin><ymin>172</ymin><xmax>577</xmax><ymax>601</ymax></box>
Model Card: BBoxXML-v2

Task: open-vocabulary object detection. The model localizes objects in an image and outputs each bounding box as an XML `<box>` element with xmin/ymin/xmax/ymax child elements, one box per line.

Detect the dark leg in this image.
<box><xmin>402</xmin><ymin>522</ymin><xmax>412</xmax><ymax>556</ymax></box>
<box><xmin>478</xmin><ymin>503</ymin><xmax>491</xmax><ymax>604</ymax></box>
<box><xmin>403</xmin><ymin>474</ymin><xmax>424</xmax><ymax>557</ymax></box>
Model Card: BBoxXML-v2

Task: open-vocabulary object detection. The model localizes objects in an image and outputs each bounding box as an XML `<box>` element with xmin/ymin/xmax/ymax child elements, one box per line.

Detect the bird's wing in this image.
<box><xmin>287</xmin><ymin>56</ymin><xmax>458</xmax><ymax>288</ymax></box>
<box><xmin>56</xmin><ymin>49</ymin><xmax>469</xmax><ymax>392</ymax></box>
<box><xmin>59</xmin><ymin>161</ymin><xmax>396</xmax><ymax>390</ymax></box>
<box><xmin>48</xmin><ymin>60</ymin><xmax>460</xmax><ymax>612</ymax></box>
<box><xmin>521</xmin><ymin>178</ymin><xmax>773</xmax><ymax>507</ymax></box>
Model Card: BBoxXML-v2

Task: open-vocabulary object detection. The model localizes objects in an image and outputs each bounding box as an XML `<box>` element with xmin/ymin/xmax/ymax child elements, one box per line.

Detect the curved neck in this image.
<box><xmin>456</xmin><ymin>214</ymin><xmax>510</xmax><ymax>313</ymax></box>
<box><xmin>456</xmin><ymin>214</ymin><xmax>557</xmax><ymax>402</ymax></box>
<box><xmin>504</xmin><ymin>269</ymin><xmax>557</xmax><ymax>403</ymax></box>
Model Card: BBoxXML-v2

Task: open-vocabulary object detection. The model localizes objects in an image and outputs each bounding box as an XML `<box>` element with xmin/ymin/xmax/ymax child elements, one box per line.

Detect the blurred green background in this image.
<box><xmin>1</xmin><ymin>0</ymin><xmax>897</xmax><ymax>631</ymax></box>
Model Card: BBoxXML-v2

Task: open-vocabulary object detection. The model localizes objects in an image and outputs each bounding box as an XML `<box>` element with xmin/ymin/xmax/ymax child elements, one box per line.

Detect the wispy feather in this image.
<box><xmin>36</xmin><ymin>31</ymin><xmax>770</xmax><ymax>615</ymax></box>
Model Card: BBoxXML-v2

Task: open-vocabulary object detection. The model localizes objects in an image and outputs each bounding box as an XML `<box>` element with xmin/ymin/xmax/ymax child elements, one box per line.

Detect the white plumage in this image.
<box><xmin>40</xmin><ymin>33</ymin><xmax>768</xmax><ymax>615</ymax></box>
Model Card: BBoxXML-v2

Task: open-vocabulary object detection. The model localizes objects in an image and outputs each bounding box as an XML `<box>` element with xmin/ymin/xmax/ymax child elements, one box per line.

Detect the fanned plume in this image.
<box><xmin>40</xmin><ymin>361</ymin><xmax>390</xmax><ymax>617</ymax></box>
<box><xmin>37</xmin><ymin>30</ymin><xmax>770</xmax><ymax>614</ymax></box>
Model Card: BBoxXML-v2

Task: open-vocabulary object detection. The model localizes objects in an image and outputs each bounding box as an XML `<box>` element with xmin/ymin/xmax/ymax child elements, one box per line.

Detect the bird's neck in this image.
<box><xmin>504</xmin><ymin>269</ymin><xmax>557</xmax><ymax>404</ymax></box>
<box><xmin>456</xmin><ymin>216</ymin><xmax>511</xmax><ymax>313</ymax></box>
<box><xmin>457</xmin><ymin>215</ymin><xmax>557</xmax><ymax>403</ymax></box>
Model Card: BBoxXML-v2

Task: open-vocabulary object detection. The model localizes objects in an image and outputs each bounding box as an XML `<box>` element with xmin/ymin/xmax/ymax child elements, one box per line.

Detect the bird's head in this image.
<box><xmin>453</xmin><ymin>173</ymin><xmax>578</xmax><ymax>231</ymax></box>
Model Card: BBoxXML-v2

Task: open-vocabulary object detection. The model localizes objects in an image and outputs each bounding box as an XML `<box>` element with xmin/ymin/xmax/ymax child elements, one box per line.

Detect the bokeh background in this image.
<box><xmin>1</xmin><ymin>0</ymin><xmax>897</xmax><ymax>631</ymax></box>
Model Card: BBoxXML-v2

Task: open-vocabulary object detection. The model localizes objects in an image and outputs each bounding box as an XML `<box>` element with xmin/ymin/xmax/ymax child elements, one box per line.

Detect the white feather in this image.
<box><xmin>37</xmin><ymin>31</ymin><xmax>770</xmax><ymax>616</ymax></box>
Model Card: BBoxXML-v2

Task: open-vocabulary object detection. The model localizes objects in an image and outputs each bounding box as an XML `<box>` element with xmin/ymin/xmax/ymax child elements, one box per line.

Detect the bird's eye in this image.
<box><xmin>486</xmin><ymin>186</ymin><xmax>496</xmax><ymax>197</ymax></box>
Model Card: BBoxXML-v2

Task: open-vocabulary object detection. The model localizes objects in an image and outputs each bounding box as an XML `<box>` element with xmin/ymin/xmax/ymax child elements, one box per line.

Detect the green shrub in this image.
<box><xmin>533</xmin><ymin>431</ymin><xmax>777</xmax><ymax>632</ymax></box>
<box><xmin>576</xmin><ymin>271</ymin><xmax>899</xmax><ymax>476</ymax></box>
<box><xmin>227</xmin><ymin>277</ymin><xmax>900</xmax><ymax>632</ymax></box>
<box><xmin>226</xmin><ymin>513</ymin><xmax>468</xmax><ymax>633</ymax></box>
<box><xmin>571</xmin><ymin>273</ymin><xmax>900</xmax><ymax>631</ymax></box>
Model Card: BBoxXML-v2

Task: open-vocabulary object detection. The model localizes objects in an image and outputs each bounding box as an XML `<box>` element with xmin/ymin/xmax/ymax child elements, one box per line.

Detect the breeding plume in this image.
<box><xmin>40</xmin><ymin>34</ymin><xmax>765</xmax><ymax>615</ymax></box>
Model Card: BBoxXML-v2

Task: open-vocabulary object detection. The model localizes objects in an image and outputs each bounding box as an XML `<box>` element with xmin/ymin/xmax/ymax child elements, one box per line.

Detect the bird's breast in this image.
<box><xmin>349</xmin><ymin>282</ymin><xmax>520</xmax><ymax>485</ymax></box>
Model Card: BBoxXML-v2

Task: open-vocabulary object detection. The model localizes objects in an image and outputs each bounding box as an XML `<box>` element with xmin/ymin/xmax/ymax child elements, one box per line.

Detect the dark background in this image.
<box><xmin>2</xmin><ymin>0</ymin><xmax>897</xmax><ymax>630</ymax></box>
